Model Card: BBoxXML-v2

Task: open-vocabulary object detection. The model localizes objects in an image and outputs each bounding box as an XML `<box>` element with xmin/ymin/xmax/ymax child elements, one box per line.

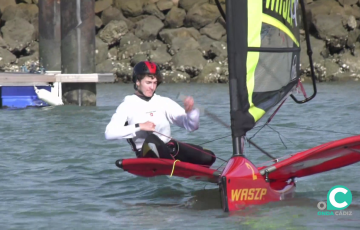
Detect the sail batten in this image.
<box><xmin>226</xmin><ymin>0</ymin><xmax>301</xmax><ymax>149</ymax></box>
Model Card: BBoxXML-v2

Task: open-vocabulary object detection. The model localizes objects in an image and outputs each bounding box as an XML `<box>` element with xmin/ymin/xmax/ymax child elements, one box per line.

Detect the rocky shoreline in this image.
<box><xmin>0</xmin><ymin>0</ymin><xmax>359</xmax><ymax>83</ymax></box>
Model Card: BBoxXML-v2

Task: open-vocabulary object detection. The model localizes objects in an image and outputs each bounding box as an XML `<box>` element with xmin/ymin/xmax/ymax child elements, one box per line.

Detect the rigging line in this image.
<box><xmin>204</xmin><ymin>110</ymin><xmax>230</xmax><ymax>129</ymax></box>
<box><xmin>267</xmin><ymin>98</ymin><xmax>287</xmax><ymax>124</ymax></box>
<box><xmin>202</xmin><ymin>104</ymin><xmax>262</xmax><ymax>133</ymax></box>
<box><xmin>270</xmin><ymin>125</ymin><xmax>360</xmax><ymax>136</ymax></box>
<box><xmin>205</xmin><ymin>108</ymin><xmax>276</xmax><ymax>160</ymax></box>
<box><xmin>215</xmin><ymin>160</ymin><xmax>228</xmax><ymax>172</ymax></box>
<box><xmin>266</xmin><ymin>125</ymin><xmax>288</xmax><ymax>149</ymax></box>
<box><xmin>196</xmin><ymin>109</ymin><xmax>278</xmax><ymax>161</ymax></box>
<box><xmin>179</xmin><ymin>95</ymin><xmax>291</xmax><ymax>159</ymax></box>
<box><xmin>153</xmin><ymin>131</ymin><xmax>228</xmax><ymax>163</ymax></box>
<box><xmin>249</xmin><ymin>98</ymin><xmax>288</xmax><ymax>140</ymax></box>
<box><xmin>297</xmin><ymin>80</ymin><xmax>307</xmax><ymax>98</ymax></box>
<box><xmin>246</xmin><ymin>138</ymin><xmax>277</xmax><ymax>161</ymax></box>
<box><xmin>177</xmin><ymin>92</ymin><xmax>230</xmax><ymax>129</ymax></box>
<box><xmin>248</xmin><ymin>123</ymin><xmax>267</xmax><ymax>140</ymax></box>
<box><xmin>256</xmin><ymin>139</ymin><xmax>336</xmax><ymax>167</ymax></box>
<box><xmin>267</xmin><ymin>125</ymin><xmax>297</xmax><ymax>146</ymax></box>
<box><xmin>198</xmin><ymin>134</ymin><xmax>231</xmax><ymax>146</ymax></box>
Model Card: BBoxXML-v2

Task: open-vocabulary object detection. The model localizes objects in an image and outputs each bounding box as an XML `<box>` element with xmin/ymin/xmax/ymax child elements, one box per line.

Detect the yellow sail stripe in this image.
<box><xmin>247</xmin><ymin>0</ymin><xmax>265</xmax><ymax>122</ymax></box>
<box><xmin>262</xmin><ymin>13</ymin><xmax>299</xmax><ymax>47</ymax></box>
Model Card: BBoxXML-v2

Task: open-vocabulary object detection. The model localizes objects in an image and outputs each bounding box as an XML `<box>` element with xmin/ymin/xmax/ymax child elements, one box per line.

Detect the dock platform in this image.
<box><xmin>0</xmin><ymin>72</ymin><xmax>115</xmax><ymax>108</ymax></box>
<box><xmin>0</xmin><ymin>72</ymin><xmax>114</xmax><ymax>86</ymax></box>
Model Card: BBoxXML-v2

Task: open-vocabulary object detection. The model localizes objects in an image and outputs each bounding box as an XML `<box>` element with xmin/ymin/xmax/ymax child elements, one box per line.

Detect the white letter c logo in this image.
<box><xmin>329</xmin><ymin>188</ymin><xmax>348</xmax><ymax>208</ymax></box>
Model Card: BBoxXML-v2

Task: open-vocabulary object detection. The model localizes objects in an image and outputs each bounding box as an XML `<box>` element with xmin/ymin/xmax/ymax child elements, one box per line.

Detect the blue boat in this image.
<box><xmin>1</xmin><ymin>85</ymin><xmax>51</xmax><ymax>109</ymax></box>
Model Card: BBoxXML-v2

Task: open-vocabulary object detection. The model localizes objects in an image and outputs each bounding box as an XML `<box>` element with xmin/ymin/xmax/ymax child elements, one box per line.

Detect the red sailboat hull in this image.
<box><xmin>116</xmin><ymin>135</ymin><xmax>360</xmax><ymax>212</ymax></box>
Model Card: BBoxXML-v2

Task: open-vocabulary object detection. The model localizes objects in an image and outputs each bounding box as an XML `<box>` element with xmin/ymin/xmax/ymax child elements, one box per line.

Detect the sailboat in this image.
<box><xmin>115</xmin><ymin>0</ymin><xmax>360</xmax><ymax>212</ymax></box>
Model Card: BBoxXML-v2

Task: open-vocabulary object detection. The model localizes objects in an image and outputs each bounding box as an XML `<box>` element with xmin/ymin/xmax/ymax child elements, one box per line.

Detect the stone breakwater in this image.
<box><xmin>0</xmin><ymin>0</ymin><xmax>359</xmax><ymax>83</ymax></box>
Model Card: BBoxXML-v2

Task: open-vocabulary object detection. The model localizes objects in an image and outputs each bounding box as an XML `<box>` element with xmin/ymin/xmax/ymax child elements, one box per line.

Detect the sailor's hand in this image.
<box><xmin>140</xmin><ymin>121</ymin><xmax>156</xmax><ymax>131</ymax></box>
<box><xmin>184</xmin><ymin>96</ymin><xmax>194</xmax><ymax>113</ymax></box>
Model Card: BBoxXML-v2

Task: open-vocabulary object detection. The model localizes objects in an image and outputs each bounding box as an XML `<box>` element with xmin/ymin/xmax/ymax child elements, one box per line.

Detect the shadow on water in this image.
<box><xmin>170</xmin><ymin>188</ymin><xmax>360</xmax><ymax>213</ymax></box>
<box><xmin>181</xmin><ymin>188</ymin><xmax>222</xmax><ymax>210</ymax></box>
<box><xmin>184</xmin><ymin>189</ymin><xmax>321</xmax><ymax>211</ymax></box>
<box><xmin>101</xmin><ymin>175</ymin><xmax>360</xmax><ymax>214</ymax></box>
<box><xmin>102</xmin><ymin>186</ymin><xmax>222</xmax><ymax>211</ymax></box>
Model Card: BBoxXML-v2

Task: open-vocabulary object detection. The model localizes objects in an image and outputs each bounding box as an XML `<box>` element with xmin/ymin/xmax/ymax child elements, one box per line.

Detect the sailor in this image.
<box><xmin>105</xmin><ymin>61</ymin><xmax>216</xmax><ymax>166</ymax></box>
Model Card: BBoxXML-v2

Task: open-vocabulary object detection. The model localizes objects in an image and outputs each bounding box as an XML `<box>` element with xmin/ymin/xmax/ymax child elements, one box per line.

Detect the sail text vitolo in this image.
<box><xmin>265</xmin><ymin>0</ymin><xmax>298</xmax><ymax>27</ymax></box>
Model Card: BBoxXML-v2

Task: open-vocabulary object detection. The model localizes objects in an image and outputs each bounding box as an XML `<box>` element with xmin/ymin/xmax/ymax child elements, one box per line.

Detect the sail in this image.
<box><xmin>226</xmin><ymin>0</ymin><xmax>301</xmax><ymax>139</ymax></box>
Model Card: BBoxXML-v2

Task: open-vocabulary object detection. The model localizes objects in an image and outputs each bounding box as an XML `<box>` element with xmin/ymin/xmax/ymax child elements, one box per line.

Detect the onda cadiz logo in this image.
<box><xmin>317</xmin><ymin>186</ymin><xmax>353</xmax><ymax>216</ymax></box>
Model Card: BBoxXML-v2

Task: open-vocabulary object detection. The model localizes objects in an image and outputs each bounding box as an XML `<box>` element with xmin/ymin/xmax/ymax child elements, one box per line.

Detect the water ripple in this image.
<box><xmin>1</xmin><ymin>83</ymin><xmax>360</xmax><ymax>229</ymax></box>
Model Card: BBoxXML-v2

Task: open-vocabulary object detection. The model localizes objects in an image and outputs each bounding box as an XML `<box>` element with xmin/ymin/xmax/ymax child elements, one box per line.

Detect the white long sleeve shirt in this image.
<box><xmin>105</xmin><ymin>94</ymin><xmax>200</xmax><ymax>151</ymax></box>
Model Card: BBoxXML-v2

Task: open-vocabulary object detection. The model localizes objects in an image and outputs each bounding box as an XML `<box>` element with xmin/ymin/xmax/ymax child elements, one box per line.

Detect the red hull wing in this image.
<box><xmin>258</xmin><ymin>135</ymin><xmax>360</xmax><ymax>181</ymax></box>
<box><xmin>117</xmin><ymin>158</ymin><xmax>220</xmax><ymax>183</ymax></box>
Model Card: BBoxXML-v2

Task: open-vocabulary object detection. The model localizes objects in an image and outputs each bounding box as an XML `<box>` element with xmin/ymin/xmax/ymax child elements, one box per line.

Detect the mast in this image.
<box><xmin>226</xmin><ymin>0</ymin><xmax>251</xmax><ymax>156</ymax></box>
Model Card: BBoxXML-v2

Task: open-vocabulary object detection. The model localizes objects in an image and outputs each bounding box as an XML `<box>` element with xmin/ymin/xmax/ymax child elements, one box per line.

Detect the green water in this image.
<box><xmin>1</xmin><ymin>83</ymin><xmax>359</xmax><ymax>229</ymax></box>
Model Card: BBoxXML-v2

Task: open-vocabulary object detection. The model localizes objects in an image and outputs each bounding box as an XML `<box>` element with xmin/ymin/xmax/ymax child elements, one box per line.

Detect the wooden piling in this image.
<box><xmin>60</xmin><ymin>0</ymin><xmax>97</xmax><ymax>106</ymax></box>
<box><xmin>39</xmin><ymin>0</ymin><xmax>61</xmax><ymax>71</ymax></box>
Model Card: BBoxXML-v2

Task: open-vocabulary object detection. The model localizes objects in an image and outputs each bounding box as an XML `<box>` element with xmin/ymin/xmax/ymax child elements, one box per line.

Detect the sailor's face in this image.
<box><xmin>137</xmin><ymin>76</ymin><xmax>157</xmax><ymax>97</ymax></box>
